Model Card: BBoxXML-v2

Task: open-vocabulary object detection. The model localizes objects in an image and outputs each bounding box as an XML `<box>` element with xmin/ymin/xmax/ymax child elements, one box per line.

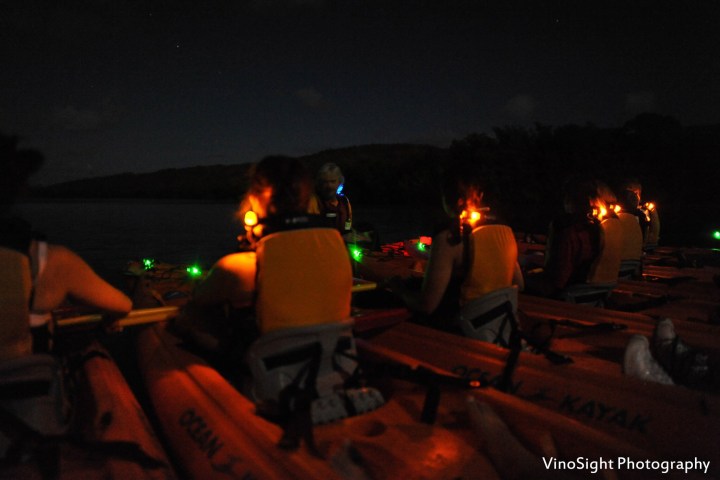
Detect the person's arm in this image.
<box><xmin>389</xmin><ymin>230</ymin><xmax>458</xmax><ymax>316</ymax></box>
<box><xmin>192</xmin><ymin>252</ymin><xmax>256</xmax><ymax>309</ymax></box>
<box><xmin>35</xmin><ymin>245</ymin><xmax>131</xmax><ymax>316</ymax></box>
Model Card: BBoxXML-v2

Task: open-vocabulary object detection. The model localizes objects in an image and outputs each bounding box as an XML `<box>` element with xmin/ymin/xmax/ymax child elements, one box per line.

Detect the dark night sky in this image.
<box><xmin>2</xmin><ymin>0</ymin><xmax>719</xmax><ymax>185</ymax></box>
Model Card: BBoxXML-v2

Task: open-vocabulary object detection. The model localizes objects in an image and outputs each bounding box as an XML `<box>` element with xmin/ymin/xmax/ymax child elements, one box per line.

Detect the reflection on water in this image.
<box><xmin>15</xmin><ymin>201</ymin><xmax>436</xmax><ymax>284</ymax></box>
<box><xmin>16</xmin><ymin>201</ymin><xmax>241</xmax><ymax>283</ymax></box>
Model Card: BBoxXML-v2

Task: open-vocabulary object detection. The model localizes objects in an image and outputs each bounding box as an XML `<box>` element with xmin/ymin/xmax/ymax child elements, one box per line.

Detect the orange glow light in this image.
<box><xmin>592</xmin><ymin>205</ymin><xmax>608</xmax><ymax>221</ymax></box>
<box><xmin>244</xmin><ymin>210</ymin><xmax>258</xmax><ymax>227</ymax></box>
<box><xmin>460</xmin><ymin>209</ymin><xmax>482</xmax><ymax>227</ymax></box>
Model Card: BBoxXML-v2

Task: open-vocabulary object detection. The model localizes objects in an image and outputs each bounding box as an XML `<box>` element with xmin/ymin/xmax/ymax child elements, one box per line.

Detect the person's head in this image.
<box><xmin>1</xmin><ymin>133</ymin><xmax>44</xmax><ymax>213</ymax></box>
<box><xmin>618</xmin><ymin>188</ymin><xmax>641</xmax><ymax>211</ymax></box>
<box><xmin>243</xmin><ymin>155</ymin><xmax>312</xmax><ymax>220</ymax></box>
<box><xmin>591</xmin><ymin>180</ymin><xmax>618</xmax><ymax>219</ymax></box>
<box><xmin>316</xmin><ymin>162</ymin><xmax>345</xmax><ymax>201</ymax></box>
<box><xmin>440</xmin><ymin>161</ymin><xmax>485</xmax><ymax>220</ymax></box>
<box><xmin>561</xmin><ymin>178</ymin><xmax>596</xmax><ymax>216</ymax></box>
<box><xmin>620</xmin><ymin>178</ymin><xmax>642</xmax><ymax>202</ymax></box>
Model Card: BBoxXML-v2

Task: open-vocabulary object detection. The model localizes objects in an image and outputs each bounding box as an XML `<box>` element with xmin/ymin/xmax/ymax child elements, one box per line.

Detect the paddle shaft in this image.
<box><xmin>56</xmin><ymin>306</ymin><xmax>180</xmax><ymax>329</ymax></box>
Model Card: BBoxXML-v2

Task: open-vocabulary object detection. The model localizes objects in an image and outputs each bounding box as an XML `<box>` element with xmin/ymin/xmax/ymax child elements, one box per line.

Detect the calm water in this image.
<box><xmin>15</xmin><ymin>201</ymin><xmax>436</xmax><ymax>285</ymax></box>
<box><xmin>15</xmin><ymin>200</ymin><xmax>719</xmax><ymax>287</ymax></box>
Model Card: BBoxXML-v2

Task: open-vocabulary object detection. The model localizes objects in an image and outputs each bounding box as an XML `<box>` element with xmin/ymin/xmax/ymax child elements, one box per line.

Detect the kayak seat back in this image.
<box><xmin>455</xmin><ymin>286</ymin><xmax>518</xmax><ymax>348</ymax></box>
<box><xmin>0</xmin><ymin>353</ymin><xmax>72</xmax><ymax>458</ymax></box>
<box><xmin>244</xmin><ymin>318</ymin><xmax>357</xmax><ymax>417</ymax></box>
<box><xmin>559</xmin><ymin>282</ymin><xmax>617</xmax><ymax>308</ymax></box>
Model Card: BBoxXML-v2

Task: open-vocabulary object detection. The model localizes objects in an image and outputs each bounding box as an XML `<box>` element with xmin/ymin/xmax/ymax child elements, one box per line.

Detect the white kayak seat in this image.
<box><xmin>244</xmin><ymin>318</ymin><xmax>383</xmax><ymax>423</ymax></box>
<box><xmin>618</xmin><ymin>259</ymin><xmax>642</xmax><ymax>280</ymax></box>
<box><xmin>559</xmin><ymin>282</ymin><xmax>617</xmax><ymax>308</ymax></box>
<box><xmin>0</xmin><ymin>353</ymin><xmax>72</xmax><ymax>458</ymax></box>
<box><xmin>455</xmin><ymin>286</ymin><xmax>519</xmax><ymax>347</ymax></box>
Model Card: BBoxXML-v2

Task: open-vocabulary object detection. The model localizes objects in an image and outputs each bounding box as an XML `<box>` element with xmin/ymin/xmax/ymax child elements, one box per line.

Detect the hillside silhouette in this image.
<box><xmin>32</xmin><ymin>115</ymin><xmax>720</xmax><ymax>244</ymax></box>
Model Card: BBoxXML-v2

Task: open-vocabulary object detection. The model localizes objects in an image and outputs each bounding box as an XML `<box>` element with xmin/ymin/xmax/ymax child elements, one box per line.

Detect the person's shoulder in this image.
<box><xmin>552</xmin><ymin>213</ymin><xmax>586</xmax><ymax>230</ymax></box>
<box><xmin>46</xmin><ymin>243</ymin><xmax>79</xmax><ymax>263</ymax></box>
<box><xmin>214</xmin><ymin>251</ymin><xmax>256</xmax><ymax>272</ymax></box>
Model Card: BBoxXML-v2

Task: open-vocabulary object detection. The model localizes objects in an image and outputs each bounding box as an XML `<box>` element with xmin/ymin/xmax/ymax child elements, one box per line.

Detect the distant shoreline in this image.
<box><xmin>19</xmin><ymin>197</ymin><xmax>239</xmax><ymax>205</ymax></box>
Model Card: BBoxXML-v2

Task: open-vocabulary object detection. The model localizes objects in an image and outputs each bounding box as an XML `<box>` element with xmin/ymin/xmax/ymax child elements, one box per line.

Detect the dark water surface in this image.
<box><xmin>15</xmin><ymin>201</ymin><xmax>437</xmax><ymax>285</ymax></box>
<box><xmin>16</xmin><ymin>200</ymin><xmax>719</xmax><ymax>286</ymax></box>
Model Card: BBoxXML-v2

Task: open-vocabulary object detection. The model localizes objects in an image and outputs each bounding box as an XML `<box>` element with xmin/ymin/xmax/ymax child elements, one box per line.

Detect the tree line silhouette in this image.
<box><xmin>32</xmin><ymin>113</ymin><xmax>719</xmax><ymax>245</ymax></box>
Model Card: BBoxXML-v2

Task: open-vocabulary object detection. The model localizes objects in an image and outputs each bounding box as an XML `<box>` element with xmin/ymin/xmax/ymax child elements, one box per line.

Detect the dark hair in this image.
<box><xmin>1</xmin><ymin>133</ymin><xmax>44</xmax><ymax>208</ymax></box>
<box><xmin>441</xmin><ymin>161</ymin><xmax>485</xmax><ymax>216</ymax></box>
<box><xmin>618</xmin><ymin>188</ymin><xmax>640</xmax><ymax>210</ymax></box>
<box><xmin>248</xmin><ymin>155</ymin><xmax>312</xmax><ymax>216</ymax></box>
<box><xmin>561</xmin><ymin>177</ymin><xmax>596</xmax><ymax>215</ymax></box>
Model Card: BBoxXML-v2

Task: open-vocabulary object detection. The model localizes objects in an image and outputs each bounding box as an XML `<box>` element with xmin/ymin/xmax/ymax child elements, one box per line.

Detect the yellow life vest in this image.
<box><xmin>0</xmin><ymin>246</ymin><xmax>34</xmax><ymax>361</ymax></box>
<box><xmin>617</xmin><ymin>212</ymin><xmax>644</xmax><ymax>262</ymax></box>
<box><xmin>587</xmin><ymin>217</ymin><xmax>623</xmax><ymax>284</ymax></box>
<box><xmin>646</xmin><ymin>208</ymin><xmax>660</xmax><ymax>247</ymax></box>
<box><xmin>460</xmin><ymin>224</ymin><xmax>518</xmax><ymax>304</ymax></box>
<box><xmin>255</xmin><ymin>228</ymin><xmax>353</xmax><ymax>334</ymax></box>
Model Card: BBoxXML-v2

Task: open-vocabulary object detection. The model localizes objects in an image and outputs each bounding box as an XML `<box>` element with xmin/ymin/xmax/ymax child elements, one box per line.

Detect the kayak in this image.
<box><xmin>136</xmin><ymin>315</ymin><xmax>688</xmax><ymax>479</ymax></box>
<box><xmin>136</xmin><ymin>319</ymin><xmax>502</xmax><ymax>479</ymax></box>
<box><xmin>360</xmin><ymin>320</ymin><xmax>720</xmax><ymax>476</ymax></box>
<box><xmin>126</xmin><ymin>254</ymin><xmax>720</xmax><ymax>476</ymax></box>
<box><xmin>0</xmin><ymin>339</ymin><xmax>176</xmax><ymax>479</ymax></box>
<box><xmin>519</xmin><ymin>294</ymin><xmax>720</xmax><ymax>361</ymax></box>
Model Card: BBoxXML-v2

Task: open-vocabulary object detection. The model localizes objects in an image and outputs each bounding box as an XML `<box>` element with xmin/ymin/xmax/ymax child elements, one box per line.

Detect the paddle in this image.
<box><xmin>550</xmin><ymin>318</ymin><xmax>627</xmax><ymax>339</ymax></box>
<box><xmin>56</xmin><ymin>306</ymin><xmax>180</xmax><ymax>329</ymax></box>
<box><xmin>57</xmin><ymin>279</ymin><xmax>376</xmax><ymax>330</ymax></box>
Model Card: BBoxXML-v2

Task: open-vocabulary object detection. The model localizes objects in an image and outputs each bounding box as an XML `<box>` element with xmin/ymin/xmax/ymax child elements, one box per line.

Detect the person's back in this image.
<box><xmin>186</xmin><ymin>156</ymin><xmax>353</xmax><ymax>350</ymax></box>
<box><xmin>542</xmin><ymin>212</ymin><xmax>602</xmax><ymax>291</ymax></box>
<box><xmin>461</xmin><ymin>224</ymin><xmax>519</xmax><ymax>303</ymax></box>
<box><xmin>616</xmin><ymin>212</ymin><xmax>644</xmax><ymax>262</ymax></box>
<box><xmin>524</xmin><ymin>179</ymin><xmax>607</xmax><ymax>298</ymax></box>
<box><xmin>255</xmin><ymin>226</ymin><xmax>352</xmax><ymax>333</ymax></box>
<box><xmin>587</xmin><ymin>216</ymin><xmax>623</xmax><ymax>284</ymax></box>
<box><xmin>0</xmin><ymin>218</ymin><xmax>34</xmax><ymax>360</ymax></box>
<box><xmin>387</xmin><ymin>161</ymin><xmax>523</xmax><ymax>324</ymax></box>
<box><xmin>620</xmin><ymin>178</ymin><xmax>660</xmax><ymax>250</ymax></box>
<box><xmin>1</xmin><ymin>134</ymin><xmax>131</xmax><ymax>359</ymax></box>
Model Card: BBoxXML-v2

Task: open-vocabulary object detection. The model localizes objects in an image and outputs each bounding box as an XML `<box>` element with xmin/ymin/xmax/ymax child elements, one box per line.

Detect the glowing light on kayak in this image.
<box><xmin>417</xmin><ymin>242</ymin><xmax>427</xmax><ymax>252</ymax></box>
<box><xmin>186</xmin><ymin>265</ymin><xmax>203</xmax><ymax>277</ymax></box>
<box><xmin>142</xmin><ymin>258</ymin><xmax>155</xmax><ymax>270</ymax></box>
<box><xmin>349</xmin><ymin>245</ymin><xmax>363</xmax><ymax>262</ymax></box>
<box><xmin>713</xmin><ymin>230</ymin><xmax>720</xmax><ymax>241</ymax></box>
<box><xmin>244</xmin><ymin>210</ymin><xmax>258</xmax><ymax>227</ymax></box>
<box><xmin>336</xmin><ymin>183</ymin><xmax>344</xmax><ymax>196</ymax></box>
<box><xmin>460</xmin><ymin>209</ymin><xmax>483</xmax><ymax>228</ymax></box>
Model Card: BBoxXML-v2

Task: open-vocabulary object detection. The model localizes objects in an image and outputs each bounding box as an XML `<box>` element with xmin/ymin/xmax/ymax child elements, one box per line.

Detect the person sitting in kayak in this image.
<box><xmin>0</xmin><ymin>133</ymin><xmax>132</xmax><ymax>359</ymax></box>
<box><xmin>615</xmin><ymin>187</ymin><xmax>645</xmax><ymax>277</ymax></box>
<box><xmin>308</xmin><ymin>162</ymin><xmax>353</xmax><ymax>235</ymax></box>
<box><xmin>307</xmin><ymin>162</ymin><xmax>378</xmax><ymax>249</ymax></box>
<box><xmin>386</xmin><ymin>161</ymin><xmax>524</xmax><ymax>330</ymax></box>
<box><xmin>176</xmin><ymin>156</ymin><xmax>353</xmax><ymax>356</ymax></box>
<box><xmin>620</xmin><ymin>178</ymin><xmax>660</xmax><ymax>250</ymax></box>
<box><xmin>524</xmin><ymin>178</ymin><xmax>607</xmax><ymax>298</ymax></box>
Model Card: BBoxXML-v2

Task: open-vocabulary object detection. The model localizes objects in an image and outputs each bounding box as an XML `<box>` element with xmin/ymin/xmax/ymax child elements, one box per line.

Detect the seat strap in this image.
<box><xmin>275</xmin><ymin>342</ymin><xmax>323</xmax><ymax>456</ymax></box>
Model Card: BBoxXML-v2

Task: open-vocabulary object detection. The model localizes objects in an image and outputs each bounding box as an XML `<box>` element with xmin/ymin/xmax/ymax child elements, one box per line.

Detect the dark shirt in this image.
<box><xmin>543</xmin><ymin>213</ymin><xmax>601</xmax><ymax>292</ymax></box>
<box><xmin>318</xmin><ymin>195</ymin><xmax>352</xmax><ymax>233</ymax></box>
